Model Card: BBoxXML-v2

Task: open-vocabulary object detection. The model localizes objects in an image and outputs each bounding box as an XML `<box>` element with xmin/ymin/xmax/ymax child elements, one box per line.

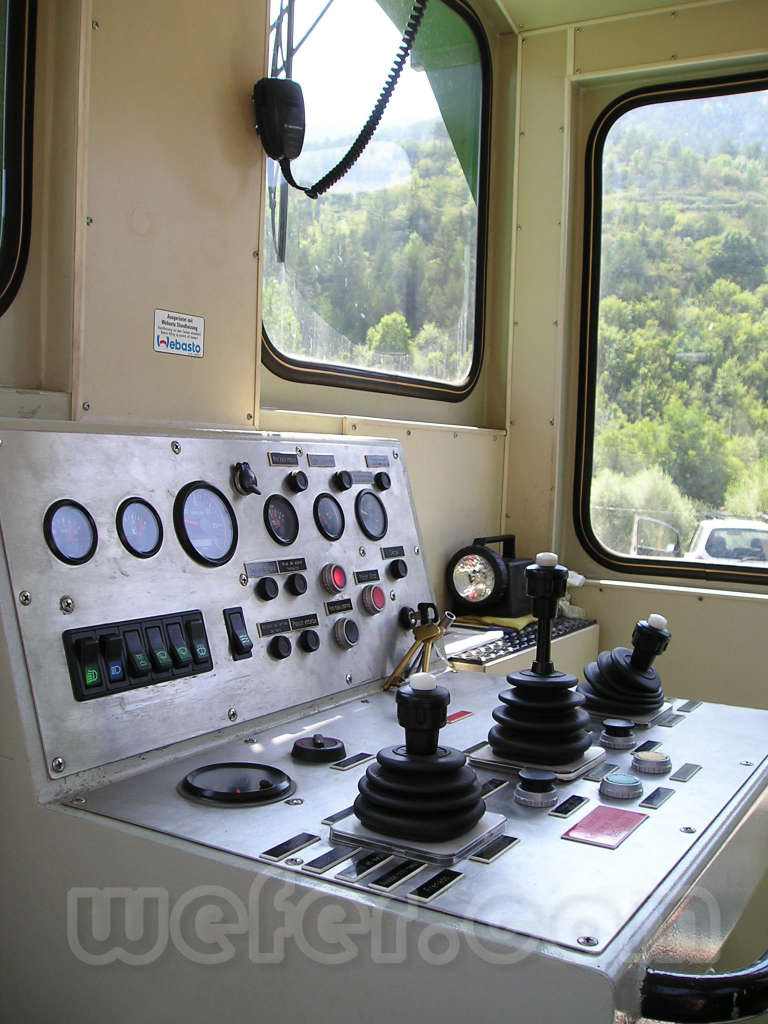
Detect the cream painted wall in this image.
<box><xmin>74</xmin><ymin>0</ymin><xmax>267</xmax><ymax>427</ymax></box>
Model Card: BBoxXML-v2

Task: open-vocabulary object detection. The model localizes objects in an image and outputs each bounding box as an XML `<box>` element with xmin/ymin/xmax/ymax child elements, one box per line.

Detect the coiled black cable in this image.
<box><xmin>280</xmin><ymin>0</ymin><xmax>429</xmax><ymax>200</ymax></box>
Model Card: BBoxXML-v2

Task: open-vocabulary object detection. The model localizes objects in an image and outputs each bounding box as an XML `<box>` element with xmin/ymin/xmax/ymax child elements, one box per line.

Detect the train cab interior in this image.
<box><xmin>2</xmin><ymin>0</ymin><xmax>768</xmax><ymax>1021</ymax></box>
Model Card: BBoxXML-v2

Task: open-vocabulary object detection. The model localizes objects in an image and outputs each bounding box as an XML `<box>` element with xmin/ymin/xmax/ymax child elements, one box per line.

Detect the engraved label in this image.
<box><xmin>307</xmin><ymin>454</ymin><xmax>336</xmax><ymax>468</ymax></box>
<box><xmin>278</xmin><ymin>557</ymin><xmax>307</xmax><ymax>573</ymax></box>
<box><xmin>290</xmin><ymin>614</ymin><xmax>319</xmax><ymax>630</ymax></box>
<box><xmin>354</xmin><ymin>569</ymin><xmax>380</xmax><ymax>584</ymax></box>
<box><xmin>325</xmin><ymin>598</ymin><xmax>353</xmax><ymax>615</ymax></box>
<box><xmin>381</xmin><ymin>545</ymin><xmax>405</xmax><ymax>559</ymax></box>
<box><xmin>245</xmin><ymin>560</ymin><xmax>278</xmax><ymax>578</ymax></box>
<box><xmin>268</xmin><ymin>452</ymin><xmax>300</xmax><ymax>466</ymax></box>
<box><xmin>365</xmin><ymin>454</ymin><xmax>390</xmax><ymax>468</ymax></box>
<box><xmin>258</xmin><ymin>618</ymin><xmax>292</xmax><ymax>637</ymax></box>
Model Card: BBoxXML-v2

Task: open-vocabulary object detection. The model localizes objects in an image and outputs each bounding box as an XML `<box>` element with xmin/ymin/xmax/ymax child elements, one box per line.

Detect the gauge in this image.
<box><xmin>43</xmin><ymin>499</ymin><xmax>98</xmax><ymax>565</ymax></box>
<box><xmin>116</xmin><ymin>497</ymin><xmax>163</xmax><ymax>558</ymax></box>
<box><xmin>263</xmin><ymin>494</ymin><xmax>299</xmax><ymax>546</ymax></box>
<box><xmin>355</xmin><ymin>489</ymin><xmax>388</xmax><ymax>541</ymax></box>
<box><xmin>173</xmin><ymin>481</ymin><xmax>238</xmax><ymax>566</ymax></box>
<box><xmin>313</xmin><ymin>492</ymin><xmax>345</xmax><ymax>541</ymax></box>
<box><xmin>446</xmin><ymin>545</ymin><xmax>508</xmax><ymax>608</ymax></box>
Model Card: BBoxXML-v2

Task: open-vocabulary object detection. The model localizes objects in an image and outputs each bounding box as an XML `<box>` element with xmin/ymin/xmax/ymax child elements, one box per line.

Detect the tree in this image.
<box><xmin>707</xmin><ymin>230</ymin><xmax>764</xmax><ymax>291</ymax></box>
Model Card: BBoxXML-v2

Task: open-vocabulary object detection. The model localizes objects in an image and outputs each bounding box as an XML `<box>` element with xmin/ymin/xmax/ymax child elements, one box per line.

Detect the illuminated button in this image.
<box><xmin>100</xmin><ymin>635</ymin><xmax>125</xmax><ymax>683</ymax></box>
<box><xmin>124</xmin><ymin>630</ymin><xmax>151</xmax><ymax>677</ymax></box>
<box><xmin>77</xmin><ymin>637</ymin><xmax>102</xmax><ymax>688</ymax></box>
<box><xmin>333</xmin><ymin>618</ymin><xmax>359</xmax><ymax>650</ymax></box>
<box><xmin>361</xmin><ymin>584</ymin><xmax>386</xmax><ymax>615</ymax></box>
<box><xmin>146</xmin><ymin>626</ymin><xmax>173</xmax><ymax>672</ymax></box>
<box><xmin>165</xmin><ymin>622</ymin><xmax>193</xmax><ymax>667</ymax></box>
<box><xmin>321</xmin><ymin>563</ymin><xmax>347</xmax><ymax>593</ymax></box>
<box><xmin>599</xmin><ymin>772</ymin><xmax>643</xmax><ymax>801</ymax></box>
<box><xmin>631</xmin><ymin>750</ymin><xmax>672</xmax><ymax>775</ymax></box>
<box><xmin>185</xmin><ymin>619</ymin><xmax>210</xmax><ymax>664</ymax></box>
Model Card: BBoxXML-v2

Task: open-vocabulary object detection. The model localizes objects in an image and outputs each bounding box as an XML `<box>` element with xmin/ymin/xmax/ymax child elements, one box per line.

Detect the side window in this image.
<box><xmin>261</xmin><ymin>0</ymin><xmax>490</xmax><ymax>400</ymax></box>
<box><xmin>576</xmin><ymin>72</ymin><xmax>768</xmax><ymax>582</ymax></box>
<box><xmin>0</xmin><ymin>0</ymin><xmax>35</xmax><ymax>317</ymax></box>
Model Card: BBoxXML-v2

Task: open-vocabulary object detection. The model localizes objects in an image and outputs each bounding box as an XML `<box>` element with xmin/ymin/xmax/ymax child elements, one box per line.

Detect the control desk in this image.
<box><xmin>1</xmin><ymin>422</ymin><xmax>767</xmax><ymax>1024</ymax></box>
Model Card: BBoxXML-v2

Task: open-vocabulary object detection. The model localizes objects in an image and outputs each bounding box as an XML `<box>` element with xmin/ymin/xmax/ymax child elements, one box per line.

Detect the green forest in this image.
<box><xmin>262</xmin><ymin>120</ymin><xmax>477</xmax><ymax>384</ymax></box>
<box><xmin>591</xmin><ymin>93</ymin><xmax>768</xmax><ymax>553</ymax></box>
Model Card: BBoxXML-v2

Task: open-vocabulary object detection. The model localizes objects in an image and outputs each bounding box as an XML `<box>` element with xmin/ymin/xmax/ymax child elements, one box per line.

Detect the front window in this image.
<box><xmin>261</xmin><ymin>0</ymin><xmax>489</xmax><ymax>400</ymax></box>
<box><xmin>576</xmin><ymin>72</ymin><xmax>768</xmax><ymax>582</ymax></box>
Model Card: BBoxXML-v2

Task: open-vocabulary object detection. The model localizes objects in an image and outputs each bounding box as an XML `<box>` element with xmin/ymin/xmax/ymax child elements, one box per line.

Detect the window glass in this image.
<box><xmin>0</xmin><ymin>0</ymin><xmax>35</xmax><ymax>318</ymax></box>
<box><xmin>262</xmin><ymin>0</ymin><xmax>487</xmax><ymax>397</ymax></box>
<box><xmin>580</xmin><ymin>75</ymin><xmax>768</xmax><ymax>579</ymax></box>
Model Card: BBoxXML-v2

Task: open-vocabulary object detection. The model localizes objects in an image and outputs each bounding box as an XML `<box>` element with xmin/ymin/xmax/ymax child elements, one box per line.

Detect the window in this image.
<box><xmin>261</xmin><ymin>0</ymin><xmax>489</xmax><ymax>400</ymax></box>
<box><xmin>576</xmin><ymin>72</ymin><xmax>768</xmax><ymax>582</ymax></box>
<box><xmin>0</xmin><ymin>0</ymin><xmax>35</xmax><ymax>317</ymax></box>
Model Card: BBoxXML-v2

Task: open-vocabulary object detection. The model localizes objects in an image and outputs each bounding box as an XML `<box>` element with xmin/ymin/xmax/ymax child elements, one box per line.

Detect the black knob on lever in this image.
<box><xmin>396</xmin><ymin>674</ymin><xmax>450</xmax><ymax>756</ymax></box>
<box><xmin>232</xmin><ymin>461</ymin><xmax>261</xmax><ymax>496</ymax></box>
<box><xmin>526</xmin><ymin>552</ymin><xmax>568</xmax><ymax>676</ymax></box>
<box><xmin>630</xmin><ymin>613</ymin><xmax>670</xmax><ymax>673</ymax></box>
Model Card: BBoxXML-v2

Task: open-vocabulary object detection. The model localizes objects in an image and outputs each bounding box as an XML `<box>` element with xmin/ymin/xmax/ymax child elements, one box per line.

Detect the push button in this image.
<box><xmin>146</xmin><ymin>626</ymin><xmax>173</xmax><ymax>672</ymax></box>
<box><xmin>185</xmin><ymin>618</ymin><xmax>210</xmax><ymax>664</ymax></box>
<box><xmin>124</xmin><ymin>630</ymin><xmax>151</xmax><ymax>677</ymax></box>
<box><xmin>166</xmin><ymin>622</ymin><xmax>193</xmax><ymax>667</ymax></box>
<box><xmin>100</xmin><ymin>634</ymin><xmax>125</xmax><ymax>683</ymax></box>
<box><xmin>77</xmin><ymin>637</ymin><xmax>102</xmax><ymax>688</ymax></box>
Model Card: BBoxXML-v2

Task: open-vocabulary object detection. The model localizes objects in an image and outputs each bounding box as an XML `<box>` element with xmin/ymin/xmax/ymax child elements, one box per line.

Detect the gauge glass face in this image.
<box><xmin>117</xmin><ymin>498</ymin><xmax>162</xmax><ymax>557</ymax></box>
<box><xmin>313</xmin><ymin>493</ymin><xmax>345</xmax><ymax>541</ymax></box>
<box><xmin>44</xmin><ymin>500</ymin><xmax>97</xmax><ymax>564</ymax></box>
<box><xmin>175</xmin><ymin>483</ymin><xmax>237</xmax><ymax>566</ymax></box>
<box><xmin>451</xmin><ymin>553</ymin><xmax>496</xmax><ymax>603</ymax></box>
<box><xmin>264</xmin><ymin>494</ymin><xmax>299</xmax><ymax>546</ymax></box>
<box><xmin>355</xmin><ymin>489</ymin><xmax>388</xmax><ymax>540</ymax></box>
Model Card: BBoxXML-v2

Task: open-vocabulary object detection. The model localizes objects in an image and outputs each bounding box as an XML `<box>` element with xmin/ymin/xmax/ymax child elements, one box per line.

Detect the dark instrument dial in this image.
<box><xmin>263</xmin><ymin>494</ymin><xmax>299</xmax><ymax>546</ymax></box>
<box><xmin>355</xmin><ymin>489</ymin><xmax>388</xmax><ymax>541</ymax></box>
<box><xmin>313</xmin><ymin>492</ymin><xmax>345</xmax><ymax>541</ymax></box>
<box><xmin>116</xmin><ymin>497</ymin><xmax>163</xmax><ymax>558</ymax></box>
<box><xmin>174</xmin><ymin>481</ymin><xmax>238</xmax><ymax>566</ymax></box>
<box><xmin>43</xmin><ymin>500</ymin><xmax>98</xmax><ymax>565</ymax></box>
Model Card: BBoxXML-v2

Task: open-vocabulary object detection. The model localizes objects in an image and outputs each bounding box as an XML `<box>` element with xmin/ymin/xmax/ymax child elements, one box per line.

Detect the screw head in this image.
<box><xmin>740</xmin><ymin>760</ymin><xmax>755</xmax><ymax>767</ymax></box>
<box><xmin>51</xmin><ymin>757</ymin><xmax>65</xmax><ymax>773</ymax></box>
<box><xmin>60</xmin><ymin>595</ymin><xmax>74</xmax><ymax>614</ymax></box>
<box><xmin>285</xmin><ymin>797</ymin><xmax>303</xmax><ymax>806</ymax></box>
<box><xmin>577</xmin><ymin>936</ymin><xmax>599</xmax><ymax>947</ymax></box>
<box><xmin>359</xmin><ymin>546</ymin><xmax>366</xmax><ymax>557</ymax></box>
<box><xmin>239</xmin><ymin>573</ymin><xmax>248</xmax><ymax>587</ymax></box>
<box><xmin>295</xmin><ymin>446</ymin><xmax>303</xmax><ymax>457</ymax></box>
<box><xmin>227</xmin><ymin>707</ymin><xmax>238</xmax><ymax>722</ymax></box>
<box><xmin>413</xmin><ymin>546</ymin><xmax>420</xmax><ymax>555</ymax></box>
<box><xmin>171</xmin><ymin>441</ymin><xmax>181</xmax><ymax>455</ymax></box>
<box><xmin>285</xmin><ymin>857</ymin><xmax>304</xmax><ymax>865</ymax></box>
<box><xmin>345</xmin><ymin>674</ymin><xmax>353</xmax><ymax>685</ymax></box>
<box><xmin>71</xmin><ymin>796</ymin><xmax>87</xmax><ymax>805</ymax></box>
<box><xmin>680</xmin><ymin>826</ymin><xmax>696</xmax><ymax>834</ymax></box>
<box><xmin>81</xmin><ymin>400</ymin><xmax>91</xmax><ymax>410</ymax></box>
<box><xmin>18</xmin><ymin>591</ymin><xmax>31</xmax><ymax>606</ymax></box>
<box><xmin>393</xmin><ymin>450</ymin><xmax>399</xmax><ymax>459</ymax></box>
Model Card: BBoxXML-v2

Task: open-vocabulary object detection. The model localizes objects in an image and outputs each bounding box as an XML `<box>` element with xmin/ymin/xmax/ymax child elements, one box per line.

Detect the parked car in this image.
<box><xmin>685</xmin><ymin>518</ymin><xmax>768</xmax><ymax>565</ymax></box>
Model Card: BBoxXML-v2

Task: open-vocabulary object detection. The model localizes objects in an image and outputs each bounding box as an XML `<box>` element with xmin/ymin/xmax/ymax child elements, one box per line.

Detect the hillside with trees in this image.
<box><xmin>591</xmin><ymin>90</ymin><xmax>768</xmax><ymax>553</ymax></box>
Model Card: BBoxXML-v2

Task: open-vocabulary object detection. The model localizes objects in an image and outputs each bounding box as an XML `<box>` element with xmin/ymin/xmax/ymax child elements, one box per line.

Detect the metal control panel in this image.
<box><xmin>0</xmin><ymin>424</ymin><xmax>431</xmax><ymax>780</ymax></box>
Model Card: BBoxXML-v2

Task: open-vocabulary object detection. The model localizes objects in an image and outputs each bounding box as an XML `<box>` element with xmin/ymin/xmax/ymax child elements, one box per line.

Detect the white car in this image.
<box><xmin>686</xmin><ymin>518</ymin><xmax>768</xmax><ymax>565</ymax></box>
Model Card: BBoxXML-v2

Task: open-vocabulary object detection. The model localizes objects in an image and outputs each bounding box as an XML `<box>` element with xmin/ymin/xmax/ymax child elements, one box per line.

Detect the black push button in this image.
<box><xmin>389</xmin><ymin>558</ymin><xmax>408</xmax><ymax>580</ymax></box>
<box><xmin>166</xmin><ymin>622</ymin><xmax>193</xmax><ymax>667</ymax></box>
<box><xmin>223</xmin><ymin>607</ymin><xmax>254</xmax><ymax>659</ymax></box>
<box><xmin>256</xmin><ymin>577</ymin><xmax>279</xmax><ymax>601</ymax></box>
<box><xmin>268</xmin><ymin>635</ymin><xmax>292</xmax><ymax>660</ymax></box>
<box><xmin>124</xmin><ymin>630</ymin><xmax>151</xmax><ymax>677</ymax></box>
<box><xmin>101</xmin><ymin>634</ymin><xmax>125</xmax><ymax>684</ymax></box>
<box><xmin>146</xmin><ymin>626</ymin><xmax>173</xmax><ymax>672</ymax></box>
<box><xmin>77</xmin><ymin>637</ymin><xmax>102</xmax><ymax>688</ymax></box>
<box><xmin>185</xmin><ymin>619</ymin><xmax>210</xmax><ymax>664</ymax></box>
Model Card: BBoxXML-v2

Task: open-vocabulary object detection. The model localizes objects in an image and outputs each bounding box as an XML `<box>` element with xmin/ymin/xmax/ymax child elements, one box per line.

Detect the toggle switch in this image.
<box><xmin>100</xmin><ymin>634</ymin><xmax>124</xmax><ymax>684</ymax></box>
<box><xmin>146</xmin><ymin>626</ymin><xmax>173</xmax><ymax>672</ymax></box>
<box><xmin>77</xmin><ymin>637</ymin><xmax>102</xmax><ymax>689</ymax></box>
<box><xmin>223</xmin><ymin>607</ymin><xmax>254</xmax><ymax>660</ymax></box>
<box><xmin>166</xmin><ymin>622</ymin><xmax>193</xmax><ymax>668</ymax></box>
<box><xmin>124</xmin><ymin>630</ymin><xmax>151</xmax><ymax>678</ymax></box>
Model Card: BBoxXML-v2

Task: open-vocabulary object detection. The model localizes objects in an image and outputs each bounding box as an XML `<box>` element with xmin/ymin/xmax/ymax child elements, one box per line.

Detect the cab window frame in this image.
<box><xmin>260</xmin><ymin>0</ymin><xmax>492</xmax><ymax>403</ymax></box>
<box><xmin>0</xmin><ymin>0</ymin><xmax>36</xmax><ymax>318</ymax></box>
<box><xmin>574</xmin><ymin>69</ymin><xmax>768</xmax><ymax>585</ymax></box>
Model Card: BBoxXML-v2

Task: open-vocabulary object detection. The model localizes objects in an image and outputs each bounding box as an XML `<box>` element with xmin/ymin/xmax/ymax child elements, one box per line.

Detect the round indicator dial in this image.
<box><xmin>355</xmin><ymin>489</ymin><xmax>388</xmax><ymax>541</ymax></box>
<box><xmin>313</xmin><ymin>492</ymin><xmax>345</xmax><ymax>541</ymax></box>
<box><xmin>263</xmin><ymin>494</ymin><xmax>299</xmax><ymax>546</ymax></box>
<box><xmin>44</xmin><ymin>499</ymin><xmax>98</xmax><ymax>565</ymax></box>
<box><xmin>116</xmin><ymin>497</ymin><xmax>163</xmax><ymax>558</ymax></box>
<box><xmin>173</xmin><ymin>481</ymin><xmax>238</xmax><ymax>566</ymax></box>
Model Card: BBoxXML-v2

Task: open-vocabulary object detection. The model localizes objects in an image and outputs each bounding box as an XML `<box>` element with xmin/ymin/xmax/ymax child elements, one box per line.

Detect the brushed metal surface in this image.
<box><xmin>68</xmin><ymin>675</ymin><xmax>768</xmax><ymax>956</ymax></box>
<box><xmin>0</xmin><ymin>424</ymin><xmax>432</xmax><ymax>777</ymax></box>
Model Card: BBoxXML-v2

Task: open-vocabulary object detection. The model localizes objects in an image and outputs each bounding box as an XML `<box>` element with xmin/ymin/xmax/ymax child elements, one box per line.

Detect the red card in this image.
<box><xmin>445</xmin><ymin>710</ymin><xmax>473</xmax><ymax>724</ymax></box>
<box><xmin>562</xmin><ymin>805</ymin><xmax>648</xmax><ymax>849</ymax></box>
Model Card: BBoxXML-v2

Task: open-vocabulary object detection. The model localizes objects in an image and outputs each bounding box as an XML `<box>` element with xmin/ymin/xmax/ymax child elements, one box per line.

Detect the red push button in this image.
<box><xmin>361</xmin><ymin>584</ymin><xmax>386</xmax><ymax>615</ymax></box>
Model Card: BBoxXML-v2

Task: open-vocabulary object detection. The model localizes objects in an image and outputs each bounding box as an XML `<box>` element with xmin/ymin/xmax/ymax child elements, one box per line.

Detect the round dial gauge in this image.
<box><xmin>173</xmin><ymin>481</ymin><xmax>238</xmax><ymax>566</ymax></box>
<box><xmin>116</xmin><ymin>497</ymin><xmax>163</xmax><ymax>558</ymax></box>
<box><xmin>446</xmin><ymin>546</ymin><xmax>508</xmax><ymax>607</ymax></box>
<box><xmin>355</xmin><ymin>489</ymin><xmax>388</xmax><ymax>541</ymax></box>
<box><xmin>44</xmin><ymin>499</ymin><xmax>98</xmax><ymax>565</ymax></box>
<box><xmin>263</xmin><ymin>494</ymin><xmax>299</xmax><ymax>546</ymax></box>
<box><xmin>313</xmin><ymin>492</ymin><xmax>345</xmax><ymax>541</ymax></box>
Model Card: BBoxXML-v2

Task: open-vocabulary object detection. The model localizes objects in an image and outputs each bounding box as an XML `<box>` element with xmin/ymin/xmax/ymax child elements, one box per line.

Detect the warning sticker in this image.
<box><xmin>153</xmin><ymin>309</ymin><xmax>204</xmax><ymax>358</ymax></box>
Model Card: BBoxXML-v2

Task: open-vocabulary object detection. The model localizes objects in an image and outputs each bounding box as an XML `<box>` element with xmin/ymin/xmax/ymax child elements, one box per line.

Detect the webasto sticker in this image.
<box><xmin>153</xmin><ymin>309</ymin><xmax>204</xmax><ymax>358</ymax></box>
